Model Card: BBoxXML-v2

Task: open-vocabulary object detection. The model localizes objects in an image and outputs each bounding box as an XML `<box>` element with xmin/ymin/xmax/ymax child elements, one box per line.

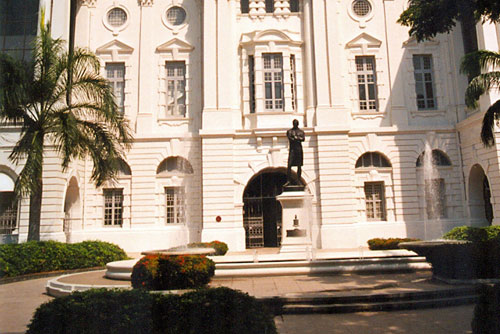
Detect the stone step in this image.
<box><xmin>274</xmin><ymin>286</ymin><xmax>478</xmax><ymax>305</ymax></box>
<box><xmin>280</xmin><ymin>296</ymin><xmax>478</xmax><ymax>314</ymax></box>
<box><xmin>214</xmin><ymin>256</ymin><xmax>430</xmax><ymax>277</ymax></box>
<box><xmin>271</xmin><ymin>289</ymin><xmax>480</xmax><ymax>314</ymax></box>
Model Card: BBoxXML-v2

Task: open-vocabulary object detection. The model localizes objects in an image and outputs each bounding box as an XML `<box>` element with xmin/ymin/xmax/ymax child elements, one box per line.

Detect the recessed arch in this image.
<box><xmin>468</xmin><ymin>164</ymin><xmax>493</xmax><ymax>226</ymax></box>
<box><xmin>0</xmin><ymin>168</ymin><xmax>18</xmax><ymax>235</ymax></box>
<box><xmin>116</xmin><ymin>158</ymin><xmax>132</xmax><ymax>176</ymax></box>
<box><xmin>243</xmin><ymin>167</ymin><xmax>297</xmax><ymax>248</ymax></box>
<box><xmin>243</xmin><ymin>167</ymin><xmax>301</xmax><ymax>248</ymax></box>
<box><xmin>64</xmin><ymin>176</ymin><xmax>81</xmax><ymax>236</ymax></box>
<box><xmin>157</xmin><ymin>156</ymin><xmax>193</xmax><ymax>175</ymax></box>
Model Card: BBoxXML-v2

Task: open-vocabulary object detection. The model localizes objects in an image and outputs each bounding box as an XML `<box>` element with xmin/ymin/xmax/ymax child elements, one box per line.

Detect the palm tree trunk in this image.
<box><xmin>27</xmin><ymin>178</ymin><xmax>42</xmax><ymax>241</ymax></box>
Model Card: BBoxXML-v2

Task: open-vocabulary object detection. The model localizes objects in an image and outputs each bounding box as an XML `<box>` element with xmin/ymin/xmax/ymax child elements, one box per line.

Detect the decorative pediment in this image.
<box><xmin>346</xmin><ymin>33</ymin><xmax>382</xmax><ymax>50</ymax></box>
<box><xmin>403</xmin><ymin>35</ymin><xmax>439</xmax><ymax>48</ymax></box>
<box><xmin>156</xmin><ymin>38</ymin><xmax>194</xmax><ymax>53</ymax></box>
<box><xmin>96</xmin><ymin>40</ymin><xmax>134</xmax><ymax>60</ymax></box>
<box><xmin>240</xmin><ymin>29</ymin><xmax>302</xmax><ymax>47</ymax></box>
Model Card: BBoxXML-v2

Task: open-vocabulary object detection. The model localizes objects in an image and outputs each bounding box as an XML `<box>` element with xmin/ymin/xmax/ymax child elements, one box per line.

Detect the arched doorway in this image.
<box><xmin>243</xmin><ymin>168</ymin><xmax>299</xmax><ymax>248</ymax></box>
<box><xmin>468</xmin><ymin>164</ymin><xmax>493</xmax><ymax>226</ymax></box>
<box><xmin>64</xmin><ymin>177</ymin><xmax>81</xmax><ymax>238</ymax></box>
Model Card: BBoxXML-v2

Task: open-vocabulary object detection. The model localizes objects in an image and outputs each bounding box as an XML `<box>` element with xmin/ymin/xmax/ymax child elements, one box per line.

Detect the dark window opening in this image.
<box><xmin>241</xmin><ymin>0</ymin><xmax>250</xmax><ymax>13</ymax></box>
<box><xmin>265</xmin><ymin>0</ymin><xmax>274</xmax><ymax>13</ymax></box>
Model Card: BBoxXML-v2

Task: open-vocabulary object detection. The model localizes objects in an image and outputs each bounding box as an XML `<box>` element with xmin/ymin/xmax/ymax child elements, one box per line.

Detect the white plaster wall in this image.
<box><xmin>2</xmin><ymin>0</ymin><xmax>495</xmax><ymax>253</ymax></box>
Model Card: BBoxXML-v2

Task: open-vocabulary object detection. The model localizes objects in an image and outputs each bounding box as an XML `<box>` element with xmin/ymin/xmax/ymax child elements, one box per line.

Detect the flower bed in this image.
<box><xmin>367</xmin><ymin>238</ymin><xmax>421</xmax><ymax>250</ymax></box>
<box><xmin>131</xmin><ymin>254</ymin><xmax>215</xmax><ymax>290</ymax></box>
<box><xmin>187</xmin><ymin>240</ymin><xmax>228</xmax><ymax>255</ymax></box>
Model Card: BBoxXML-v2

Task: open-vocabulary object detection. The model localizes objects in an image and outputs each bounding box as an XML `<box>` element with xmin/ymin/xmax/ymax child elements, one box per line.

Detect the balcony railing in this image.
<box><xmin>241</xmin><ymin>0</ymin><xmax>299</xmax><ymax>18</ymax></box>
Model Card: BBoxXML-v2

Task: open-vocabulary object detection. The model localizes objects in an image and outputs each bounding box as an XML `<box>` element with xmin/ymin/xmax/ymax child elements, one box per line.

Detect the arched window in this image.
<box><xmin>355</xmin><ymin>153</ymin><xmax>391</xmax><ymax>221</ymax></box>
<box><xmin>0</xmin><ymin>172</ymin><xmax>18</xmax><ymax>235</ymax></box>
<box><xmin>157</xmin><ymin>156</ymin><xmax>193</xmax><ymax>175</ymax></box>
<box><xmin>156</xmin><ymin>157</ymin><xmax>193</xmax><ymax>225</ymax></box>
<box><xmin>355</xmin><ymin>152</ymin><xmax>391</xmax><ymax>168</ymax></box>
<box><xmin>416</xmin><ymin>150</ymin><xmax>451</xmax><ymax>219</ymax></box>
<box><xmin>416</xmin><ymin>150</ymin><xmax>451</xmax><ymax>167</ymax></box>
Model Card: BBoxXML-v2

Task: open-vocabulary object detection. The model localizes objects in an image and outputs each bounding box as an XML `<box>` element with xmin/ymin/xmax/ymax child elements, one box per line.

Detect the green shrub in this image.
<box><xmin>153</xmin><ymin>287</ymin><xmax>277</xmax><ymax>334</ymax></box>
<box><xmin>472</xmin><ymin>284</ymin><xmax>500</xmax><ymax>334</ymax></box>
<box><xmin>27</xmin><ymin>288</ymin><xmax>277</xmax><ymax>334</ymax></box>
<box><xmin>367</xmin><ymin>238</ymin><xmax>421</xmax><ymax>250</ymax></box>
<box><xmin>443</xmin><ymin>225</ymin><xmax>500</xmax><ymax>243</ymax></box>
<box><xmin>131</xmin><ymin>254</ymin><xmax>215</xmax><ymax>290</ymax></box>
<box><xmin>442</xmin><ymin>226</ymin><xmax>500</xmax><ymax>278</ymax></box>
<box><xmin>27</xmin><ymin>289</ymin><xmax>153</xmax><ymax>334</ymax></box>
<box><xmin>187</xmin><ymin>240</ymin><xmax>229</xmax><ymax>255</ymax></box>
<box><xmin>0</xmin><ymin>240</ymin><xmax>128</xmax><ymax>278</ymax></box>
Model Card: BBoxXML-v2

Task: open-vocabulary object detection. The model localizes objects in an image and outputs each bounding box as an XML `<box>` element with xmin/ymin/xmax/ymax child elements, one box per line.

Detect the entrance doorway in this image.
<box><xmin>243</xmin><ymin>169</ymin><xmax>295</xmax><ymax>248</ymax></box>
<box><xmin>469</xmin><ymin>164</ymin><xmax>493</xmax><ymax>225</ymax></box>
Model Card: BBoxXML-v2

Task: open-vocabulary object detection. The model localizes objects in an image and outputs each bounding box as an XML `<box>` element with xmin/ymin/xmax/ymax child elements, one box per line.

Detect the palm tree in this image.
<box><xmin>0</xmin><ymin>21</ymin><xmax>133</xmax><ymax>241</ymax></box>
<box><xmin>461</xmin><ymin>50</ymin><xmax>500</xmax><ymax>147</ymax></box>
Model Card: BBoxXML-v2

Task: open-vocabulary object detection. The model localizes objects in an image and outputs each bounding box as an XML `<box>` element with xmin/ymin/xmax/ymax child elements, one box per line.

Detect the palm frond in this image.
<box><xmin>464</xmin><ymin>72</ymin><xmax>500</xmax><ymax>108</ymax></box>
<box><xmin>10</xmin><ymin>129</ymin><xmax>44</xmax><ymax>197</ymax></box>
<box><xmin>481</xmin><ymin>99</ymin><xmax>500</xmax><ymax>147</ymax></box>
<box><xmin>0</xmin><ymin>53</ymin><xmax>31</xmax><ymax>123</ymax></box>
<box><xmin>461</xmin><ymin>50</ymin><xmax>500</xmax><ymax>76</ymax></box>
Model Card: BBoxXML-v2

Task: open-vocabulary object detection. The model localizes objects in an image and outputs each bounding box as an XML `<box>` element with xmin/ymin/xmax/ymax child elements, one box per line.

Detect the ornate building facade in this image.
<box><xmin>1</xmin><ymin>0</ymin><xmax>499</xmax><ymax>252</ymax></box>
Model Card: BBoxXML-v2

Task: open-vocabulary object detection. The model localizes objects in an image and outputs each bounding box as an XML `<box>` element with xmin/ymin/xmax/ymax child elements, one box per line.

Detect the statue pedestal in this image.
<box><xmin>277</xmin><ymin>190</ymin><xmax>312</xmax><ymax>253</ymax></box>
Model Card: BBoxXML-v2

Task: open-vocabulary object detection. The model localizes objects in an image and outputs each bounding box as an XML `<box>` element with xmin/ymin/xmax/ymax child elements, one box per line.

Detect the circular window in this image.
<box><xmin>166</xmin><ymin>6</ymin><xmax>186</xmax><ymax>26</ymax></box>
<box><xmin>352</xmin><ymin>0</ymin><xmax>371</xmax><ymax>17</ymax></box>
<box><xmin>107</xmin><ymin>8</ymin><xmax>127</xmax><ymax>27</ymax></box>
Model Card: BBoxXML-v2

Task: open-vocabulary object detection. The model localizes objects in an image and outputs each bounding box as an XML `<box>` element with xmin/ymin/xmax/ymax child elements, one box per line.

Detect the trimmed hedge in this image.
<box><xmin>367</xmin><ymin>238</ymin><xmax>421</xmax><ymax>250</ymax></box>
<box><xmin>131</xmin><ymin>254</ymin><xmax>215</xmax><ymax>290</ymax></box>
<box><xmin>187</xmin><ymin>240</ymin><xmax>229</xmax><ymax>256</ymax></box>
<box><xmin>0</xmin><ymin>240</ymin><xmax>128</xmax><ymax>278</ymax></box>
<box><xmin>443</xmin><ymin>226</ymin><xmax>500</xmax><ymax>243</ymax></box>
<box><xmin>27</xmin><ymin>288</ymin><xmax>277</xmax><ymax>334</ymax></box>
<box><xmin>153</xmin><ymin>288</ymin><xmax>277</xmax><ymax>334</ymax></box>
<box><xmin>27</xmin><ymin>289</ymin><xmax>153</xmax><ymax>334</ymax></box>
<box><xmin>472</xmin><ymin>284</ymin><xmax>500</xmax><ymax>334</ymax></box>
<box><xmin>443</xmin><ymin>226</ymin><xmax>500</xmax><ymax>278</ymax></box>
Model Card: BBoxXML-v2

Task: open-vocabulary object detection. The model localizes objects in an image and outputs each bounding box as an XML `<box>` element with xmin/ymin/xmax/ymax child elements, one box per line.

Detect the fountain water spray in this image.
<box><xmin>422</xmin><ymin>140</ymin><xmax>442</xmax><ymax>239</ymax></box>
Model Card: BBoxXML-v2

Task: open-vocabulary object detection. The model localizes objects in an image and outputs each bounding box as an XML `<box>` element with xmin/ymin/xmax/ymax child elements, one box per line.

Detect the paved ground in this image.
<box><xmin>55</xmin><ymin>269</ymin><xmax>471</xmax><ymax>299</ymax></box>
<box><xmin>275</xmin><ymin>306</ymin><xmax>474</xmax><ymax>334</ymax></box>
<box><xmin>0</xmin><ymin>277</ymin><xmax>52</xmax><ymax>334</ymax></box>
<box><xmin>2</xmin><ymin>270</ymin><xmax>477</xmax><ymax>334</ymax></box>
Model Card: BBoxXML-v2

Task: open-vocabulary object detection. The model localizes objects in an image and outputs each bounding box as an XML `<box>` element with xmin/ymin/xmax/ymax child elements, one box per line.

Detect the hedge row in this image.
<box><xmin>0</xmin><ymin>240</ymin><xmax>128</xmax><ymax>278</ymax></box>
<box><xmin>131</xmin><ymin>254</ymin><xmax>215</xmax><ymax>290</ymax></box>
<box><xmin>27</xmin><ymin>288</ymin><xmax>277</xmax><ymax>334</ymax></box>
<box><xmin>441</xmin><ymin>226</ymin><xmax>500</xmax><ymax>278</ymax></box>
<box><xmin>367</xmin><ymin>238</ymin><xmax>421</xmax><ymax>250</ymax></box>
<box><xmin>443</xmin><ymin>226</ymin><xmax>500</xmax><ymax>243</ymax></box>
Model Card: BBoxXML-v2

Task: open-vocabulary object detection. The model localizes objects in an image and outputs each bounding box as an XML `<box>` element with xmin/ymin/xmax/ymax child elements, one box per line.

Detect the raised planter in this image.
<box><xmin>141</xmin><ymin>247</ymin><xmax>215</xmax><ymax>256</ymax></box>
<box><xmin>399</xmin><ymin>240</ymin><xmax>477</xmax><ymax>279</ymax></box>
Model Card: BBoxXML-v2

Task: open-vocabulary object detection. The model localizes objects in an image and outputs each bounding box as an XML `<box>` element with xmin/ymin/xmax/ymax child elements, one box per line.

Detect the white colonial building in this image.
<box><xmin>1</xmin><ymin>0</ymin><xmax>500</xmax><ymax>252</ymax></box>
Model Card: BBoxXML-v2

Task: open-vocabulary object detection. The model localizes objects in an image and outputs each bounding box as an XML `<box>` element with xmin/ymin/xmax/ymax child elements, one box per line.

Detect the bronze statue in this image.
<box><xmin>285</xmin><ymin>119</ymin><xmax>305</xmax><ymax>186</ymax></box>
